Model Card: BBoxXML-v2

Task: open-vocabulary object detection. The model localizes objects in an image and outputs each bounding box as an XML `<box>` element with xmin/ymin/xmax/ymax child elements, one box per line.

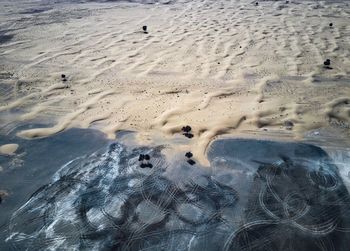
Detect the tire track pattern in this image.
<box><xmin>6</xmin><ymin>141</ymin><xmax>350</xmax><ymax>250</ymax></box>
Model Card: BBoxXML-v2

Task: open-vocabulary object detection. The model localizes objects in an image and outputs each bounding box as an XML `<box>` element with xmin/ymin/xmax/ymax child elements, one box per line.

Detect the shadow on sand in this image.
<box><xmin>1</xmin><ymin>128</ymin><xmax>350</xmax><ymax>250</ymax></box>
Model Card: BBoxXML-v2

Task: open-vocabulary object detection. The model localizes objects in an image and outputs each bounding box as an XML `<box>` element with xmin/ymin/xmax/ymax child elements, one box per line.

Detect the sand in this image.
<box><xmin>0</xmin><ymin>143</ymin><xmax>18</xmax><ymax>155</ymax></box>
<box><xmin>0</xmin><ymin>0</ymin><xmax>349</xmax><ymax>165</ymax></box>
<box><xmin>6</xmin><ymin>138</ymin><xmax>350</xmax><ymax>250</ymax></box>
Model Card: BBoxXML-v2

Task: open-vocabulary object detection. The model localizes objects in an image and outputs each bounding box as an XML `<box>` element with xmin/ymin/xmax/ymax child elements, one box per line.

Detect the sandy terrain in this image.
<box><xmin>0</xmin><ymin>143</ymin><xmax>18</xmax><ymax>155</ymax></box>
<box><xmin>0</xmin><ymin>0</ymin><xmax>349</xmax><ymax>165</ymax></box>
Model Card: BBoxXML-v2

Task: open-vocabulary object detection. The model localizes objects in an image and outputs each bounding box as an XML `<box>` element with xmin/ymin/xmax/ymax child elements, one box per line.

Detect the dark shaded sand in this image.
<box><xmin>18</xmin><ymin>7</ymin><xmax>51</xmax><ymax>15</ymax></box>
<box><xmin>2</xmin><ymin>130</ymin><xmax>350</xmax><ymax>250</ymax></box>
<box><xmin>0</xmin><ymin>125</ymin><xmax>109</xmax><ymax>247</ymax></box>
<box><xmin>0</xmin><ymin>32</ymin><xmax>13</xmax><ymax>44</ymax></box>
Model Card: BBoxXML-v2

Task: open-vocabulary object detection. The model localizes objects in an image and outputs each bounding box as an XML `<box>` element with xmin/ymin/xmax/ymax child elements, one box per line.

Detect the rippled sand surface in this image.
<box><xmin>1</xmin><ymin>0</ymin><xmax>350</xmax><ymax>164</ymax></box>
<box><xmin>1</xmin><ymin>1</ymin><xmax>350</xmax><ymax>249</ymax></box>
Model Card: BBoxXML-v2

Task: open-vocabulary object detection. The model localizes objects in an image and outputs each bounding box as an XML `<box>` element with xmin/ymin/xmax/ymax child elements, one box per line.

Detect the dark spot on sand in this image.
<box><xmin>255</xmin><ymin>2</ymin><xmax>259</xmax><ymax>6</ymax></box>
<box><xmin>140</xmin><ymin>163</ymin><xmax>152</xmax><ymax>168</ymax></box>
<box><xmin>182</xmin><ymin>125</ymin><xmax>192</xmax><ymax>133</ymax></box>
<box><xmin>183</xmin><ymin>132</ymin><xmax>194</xmax><ymax>138</ymax></box>
<box><xmin>61</xmin><ymin>74</ymin><xmax>67</xmax><ymax>82</ymax></box>
<box><xmin>256</xmin><ymin>120</ymin><xmax>269</xmax><ymax>128</ymax></box>
<box><xmin>138</xmin><ymin>154</ymin><xmax>145</xmax><ymax>161</ymax></box>
<box><xmin>324</xmin><ymin>59</ymin><xmax>331</xmax><ymax>66</ymax></box>
<box><xmin>323</xmin><ymin>59</ymin><xmax>332</xmax><ymax>69</ymax></box>
<box><xmin>139</xmin><ymin>153</ymin><xmax>152</xmax><ymax>168</ymax></box>
<box><xmin>142</xmin><ymin>25</ymin><xmax>148</xmax><ymax>34</ymax></box>
<box><xmin>187</xmin><ymin>159</ymin><xmax>196</xmax><ymax>165</ymax></box>
<box><xmin>0</xmin><ymin>32</ymin><xmax>14</xmax><ymax>44</ymax></box>
<box><xmin>329</xmin><ymin>23</ymin><xmax>333</xmax><ymax>27</ymax></box>
<box><xmin>284</xmin><ymin>120</ymin><xmax>294</xmax><ymax>130</ymax></box>
<box><xmin>185</xmin><ymin>152</ymin><xmax>193</xmax><ymax>158</ymax></box>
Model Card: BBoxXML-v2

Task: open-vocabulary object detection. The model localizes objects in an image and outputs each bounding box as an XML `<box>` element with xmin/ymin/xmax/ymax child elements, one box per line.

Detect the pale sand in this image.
<box><xmin>0</xmin><ymin>144</ymin><xmax>18</xmax><ymax>155</ymax></box>
<box><xmin>0</xmin><ymin>0</ymin><xmax>350</xmax><ymax>165</ymax></box>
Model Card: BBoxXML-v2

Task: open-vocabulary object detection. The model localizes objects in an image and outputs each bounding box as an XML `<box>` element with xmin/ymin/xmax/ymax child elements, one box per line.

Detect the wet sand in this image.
<box><xmin>0</xmin><ymin>125</ymin><xmax>109</xmax><ymax>245</ymax></box>
<box><xmin>0</xmin><ymin>127</ymin><xmax>350</xmax><ymax>250</ymax></box>
<box><xmin>0</xmin><ymin>0</ymin><xmax>350</xmax><ymax>165</ymax></box>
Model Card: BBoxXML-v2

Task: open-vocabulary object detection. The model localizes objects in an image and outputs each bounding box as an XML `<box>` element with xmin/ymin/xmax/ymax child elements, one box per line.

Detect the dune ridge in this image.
<box><xmin>0</xmin><ymin>0</ymin><xmax>350</xmax><ymax>165</ymax></box>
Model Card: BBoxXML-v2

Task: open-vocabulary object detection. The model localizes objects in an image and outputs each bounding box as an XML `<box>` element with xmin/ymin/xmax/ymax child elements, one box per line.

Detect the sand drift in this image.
<box><xmin>4</xmin><ymin>136</ymin><xmax>350</xmax><ymax>250</ymax></box>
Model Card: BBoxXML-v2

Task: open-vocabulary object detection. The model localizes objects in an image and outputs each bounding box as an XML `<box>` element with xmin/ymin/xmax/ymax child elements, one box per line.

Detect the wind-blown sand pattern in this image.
<box><xmin>1</xmin><ymin>0</ymin><xmax>350</xmax><ymax>164</ymax></box>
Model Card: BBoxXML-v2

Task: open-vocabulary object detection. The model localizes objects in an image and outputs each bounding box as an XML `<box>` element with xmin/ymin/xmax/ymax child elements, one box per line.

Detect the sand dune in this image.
<box><xmin>0</xmin><ymin>0</ymin><xmax>350</xmax><ymax>165</ymax></box>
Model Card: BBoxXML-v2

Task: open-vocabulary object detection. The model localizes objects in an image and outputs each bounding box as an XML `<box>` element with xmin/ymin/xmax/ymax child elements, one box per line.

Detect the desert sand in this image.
<box><xmin>0</xmin><ymin>143</ymin><xmax>18</xmax><ymax>155</ymax></box>
<box><xmin>0</xmin><ymin>0</ymin><xmax>349</xmax><ymax>165</ymax></box>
